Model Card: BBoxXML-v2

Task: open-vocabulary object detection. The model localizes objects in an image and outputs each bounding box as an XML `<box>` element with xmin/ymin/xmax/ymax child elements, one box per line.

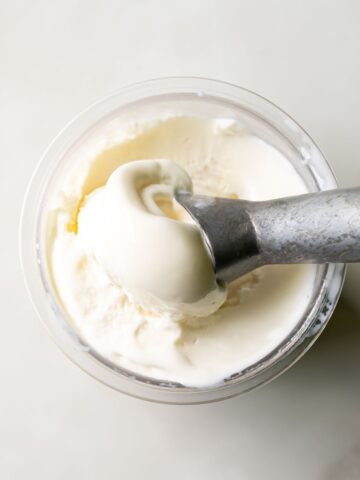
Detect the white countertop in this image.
<box><xmin>2</xmin><ymin>1</ymin><xmax>360</xmax><ymax>479</ymax></box>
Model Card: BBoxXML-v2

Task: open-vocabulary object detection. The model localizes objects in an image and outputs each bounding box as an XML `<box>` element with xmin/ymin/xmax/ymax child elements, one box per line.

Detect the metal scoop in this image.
<box><xmin>175</xmin><ymin>187</ymin><xmax>360</xmax><ymax>284</ymax></box>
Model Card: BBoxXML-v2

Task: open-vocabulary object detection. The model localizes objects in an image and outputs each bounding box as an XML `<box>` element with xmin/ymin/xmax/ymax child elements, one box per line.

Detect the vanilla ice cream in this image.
<box><xmin>77</xmin><ymin>159</ymin><xmax>226</xmax><ymax>318</ymax></box>
<box><xmin>48</xmin><ymin>116</ymin><xmax>317</xmax><ymax>387</ymax></box>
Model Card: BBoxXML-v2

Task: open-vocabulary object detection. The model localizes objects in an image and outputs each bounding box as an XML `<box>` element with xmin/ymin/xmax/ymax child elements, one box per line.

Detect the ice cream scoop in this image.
<box><xmin>176</xmin><ymin>187</ymin><xmax>360</xmax><ymax>284</ymax></box>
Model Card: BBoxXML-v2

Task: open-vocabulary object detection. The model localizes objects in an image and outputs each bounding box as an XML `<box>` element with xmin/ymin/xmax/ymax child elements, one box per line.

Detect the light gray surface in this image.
<box><xmin>1</xmin><ymin>1</ymin><xmax>360</xmax><ymax>479</ymax></box>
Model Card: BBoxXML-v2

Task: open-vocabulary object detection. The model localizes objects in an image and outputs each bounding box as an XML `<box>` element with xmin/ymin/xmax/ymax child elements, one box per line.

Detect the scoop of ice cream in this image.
<box><xmin>77</xmin><ymin>159</ymin><xmax>226</xmax><ymax>317</ymax></box>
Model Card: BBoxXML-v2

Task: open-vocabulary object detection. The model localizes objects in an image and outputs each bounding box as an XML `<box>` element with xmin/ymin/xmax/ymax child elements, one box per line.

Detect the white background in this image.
<box><xmin>1</xmin><ymin>1</ymin><xmax>360</xmax><ymax>479</ymax></box>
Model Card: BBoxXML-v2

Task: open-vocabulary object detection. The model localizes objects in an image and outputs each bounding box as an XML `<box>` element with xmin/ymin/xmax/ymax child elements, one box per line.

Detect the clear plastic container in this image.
<box><xmin>20</xmin><ymin>77</ymin><xmax>345</xmax><ymax>404</ymax></box>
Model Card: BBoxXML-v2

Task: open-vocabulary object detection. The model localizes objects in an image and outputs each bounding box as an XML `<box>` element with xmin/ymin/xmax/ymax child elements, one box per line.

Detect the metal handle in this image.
<box><xmin>175</xmin><ymin>188</ymin><xmax>360</xmax><ymax>284</ymax></box>
<box><xmin>251</xmin><ymin>187</ymin><xmax>360</xmax><ymax>264</ymax></box>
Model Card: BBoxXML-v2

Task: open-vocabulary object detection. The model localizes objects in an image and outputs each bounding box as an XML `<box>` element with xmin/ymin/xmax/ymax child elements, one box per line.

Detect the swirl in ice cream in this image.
<box><xmin>77</xmin><ymin>159</ymin><xmax>226</xmax><ymax>317</ymax></box>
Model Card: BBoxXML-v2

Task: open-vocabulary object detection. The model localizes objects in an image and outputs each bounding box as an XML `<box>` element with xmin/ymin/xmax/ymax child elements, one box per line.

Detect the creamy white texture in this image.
<box><xmin>77</xmin><ymin>159</ymin><xmax>226</xmax><ymax>317</ymax></box>
<box><xmin>49</xmin><ymin>116</ymin><xmax>317</xmax><ymax>387</ymax></box>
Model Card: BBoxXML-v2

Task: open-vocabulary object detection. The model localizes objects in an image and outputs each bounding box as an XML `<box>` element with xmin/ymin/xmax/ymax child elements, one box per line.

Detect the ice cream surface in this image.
<box><xmin>48</xmin><ymin>116</ymin><xmax>317</xmax><ymax>387</ymax></box>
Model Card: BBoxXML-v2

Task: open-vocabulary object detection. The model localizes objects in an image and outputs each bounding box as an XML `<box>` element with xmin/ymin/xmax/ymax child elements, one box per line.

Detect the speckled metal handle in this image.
<box><xmin>176</xmin><ymin>188</ymin><xmax>360</xmax><ymax>284</ymax></box>
<box><xmin>252</xmin><ymin>187</ymin><xmax>360</xmax><ymax>264</ymax></box>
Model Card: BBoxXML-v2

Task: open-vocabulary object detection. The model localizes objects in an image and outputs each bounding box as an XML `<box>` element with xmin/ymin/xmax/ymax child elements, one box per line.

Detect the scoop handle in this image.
<box><xmin>251</xmin><ymin>187</ymin><xmax>360</xmax><ymax>265</ymax></box>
